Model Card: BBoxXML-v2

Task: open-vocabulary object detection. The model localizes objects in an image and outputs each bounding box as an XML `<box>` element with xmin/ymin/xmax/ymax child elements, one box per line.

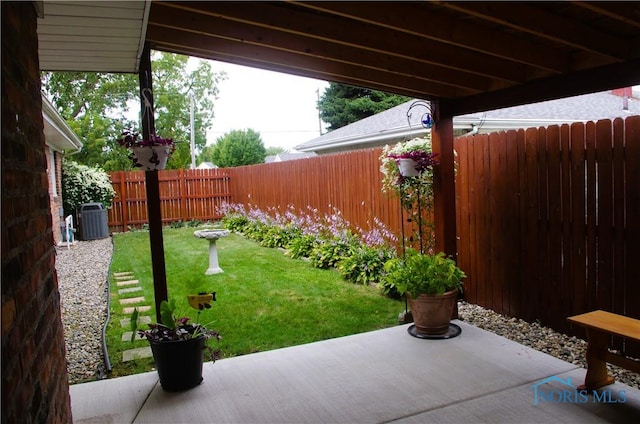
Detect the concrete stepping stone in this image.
<box><xmin>119</xmin><ymin>296</ymin><xmax>145</xmax><ymax>305</ymax></box>
<box><xmin>122</xmin><ymin>346</ymin><xmax>152</xmax><ymax>362</ymax></box>
<box><xmin>118</xmin><ymin>287</ymin><xmax>142</xmax><ymax>295</ymax></box>
<box><xmin>116</xmin><ymin>279</ymin><xmax>139</xmax><ymax>286</ymax></box>
<box><xmin>122</xmin><ymin>331</ymin><xmax>146</xmax><ymax>342</ymax></box>
<box><xmin>123</xmin><ymin>305</ymin><xmax>150</xmax><ymax>314</ymax></box>
<box><xmin>113</xmin><ymin>272</ymin><xmax>134</xmax><ymax>278</ymax></box>
<box><xmin>120</xmin><ymin>315</ymin><xmax>152</xmax><ymax>328</ymax></box>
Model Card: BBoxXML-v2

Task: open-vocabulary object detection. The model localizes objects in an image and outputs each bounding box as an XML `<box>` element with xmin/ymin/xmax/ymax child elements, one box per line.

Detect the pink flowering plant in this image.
<box><xmin>117</xmin><ymin>129</ymin><xmax>176</xmax><ymax>170</ymax></box>
<box><xmin>380</xmin><ymin>136</ymin><xmax>438</xmax><ymax>254</ymax></box>
<box><xmin>218</xmin><ymin>202</ymin><xmax>398</xmax><ymax>289</ymax></box>
<box><xmin>117</xmin><ymin>129</ymin><xmax>175</xmax><ymax>149</ymax></box>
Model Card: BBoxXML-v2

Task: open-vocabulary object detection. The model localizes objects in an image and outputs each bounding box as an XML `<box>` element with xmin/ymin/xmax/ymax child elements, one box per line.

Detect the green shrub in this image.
<box><xmin>286</xmin><ymin>234</ymin><xmax>317</xmax><ymax>259</ymax></box>
<box><xmin>337</xmin><ymin>245</ymin><xmax>395</xmax><ymax>285</ymax></box>
<box><xmin>310</xmin><ymin>237</ymin><xmax>356</xmax><ymax>269</ymax></box>
<box><xmin>62</xmin><ymin>160</ymin><xmax>116</xmax><ymax>215</ymax></box>
<box><xmin>222</xmin><ymin>214</ymin><xmax>249</xmax><ymax>232</ymax></box>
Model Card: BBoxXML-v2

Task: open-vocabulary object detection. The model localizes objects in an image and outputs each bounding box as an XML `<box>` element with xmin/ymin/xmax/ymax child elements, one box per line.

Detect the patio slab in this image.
<box><xmin>70</xmin><ymin>321</ymin><xmax>640</xmax><ymax>423</ymax></box>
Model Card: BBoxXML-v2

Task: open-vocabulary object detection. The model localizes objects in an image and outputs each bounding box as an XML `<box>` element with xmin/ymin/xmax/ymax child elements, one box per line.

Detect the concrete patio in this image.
<box><xmin>70</xmin><ymin>321</ymin><xmax>639</xmax><ymax>423</ymax></box>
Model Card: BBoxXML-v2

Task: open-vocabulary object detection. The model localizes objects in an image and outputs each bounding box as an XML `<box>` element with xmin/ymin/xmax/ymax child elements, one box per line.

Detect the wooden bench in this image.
<box><xmin>567</xmin><ymin>310</ymin><xmax>640</xmax><ymax>390</ymax></box>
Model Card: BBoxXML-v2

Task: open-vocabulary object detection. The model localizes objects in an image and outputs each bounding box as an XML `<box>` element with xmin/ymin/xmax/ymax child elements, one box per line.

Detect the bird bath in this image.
<box><xmin>194</xmin><ymin>229</ymin><xmax>230</xmax><ymax>275</ymax></box>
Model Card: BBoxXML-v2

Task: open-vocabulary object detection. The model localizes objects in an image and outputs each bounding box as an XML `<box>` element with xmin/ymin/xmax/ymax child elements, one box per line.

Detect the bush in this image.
<box><xmin>310</xmin><ymin>236</ymin><xmax>356</xmax><ymax>269</ymax></box>
<box><xmin>286</xmin><ymin>234</ymin><xmax>317</xmax><ymax>259</ymax></box>
<box><xmin>62</xmin><ymin>160</ymin><xmax>116</xmax><ymax>215</ymax></box>
<box><xmin>337</xmin><ymin>245</ymin><xmax>395</xmax><ymax>286</ymax></box>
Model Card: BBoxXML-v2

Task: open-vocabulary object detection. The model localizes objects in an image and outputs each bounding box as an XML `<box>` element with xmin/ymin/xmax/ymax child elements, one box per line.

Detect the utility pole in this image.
<box><xmin>190</xmin><ymin>92</ymin><xmax>196</xmax><ymax>169</ymax></box>
<box><xmin>316</xmin><ymin>88</ymin><xmax>323</xmax><ymax>136</ymax></box>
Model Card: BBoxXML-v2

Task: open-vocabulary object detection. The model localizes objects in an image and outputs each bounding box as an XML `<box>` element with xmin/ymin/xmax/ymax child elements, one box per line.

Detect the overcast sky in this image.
<box><xmin>205</xmin><ymin>61</ymin><xmax>330</xmax><ymax>151</ymax></box>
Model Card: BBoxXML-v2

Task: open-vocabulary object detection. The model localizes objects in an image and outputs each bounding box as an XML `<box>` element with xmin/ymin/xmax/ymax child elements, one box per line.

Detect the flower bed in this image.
<box><xmin>219</xmin><ymin>202</ymin><xmax>400</xmax><ymax>293</ymax></box>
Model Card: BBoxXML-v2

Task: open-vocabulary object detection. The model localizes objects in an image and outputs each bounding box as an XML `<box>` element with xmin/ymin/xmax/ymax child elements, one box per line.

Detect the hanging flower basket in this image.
<box><xmin>117</xmin><ymin>129</ymin><xmax>175</xmax><ymax>171</ymax></box>
<box><xmin>133</xmin><ymin>145</ymin><xmax>171</xmax><ymax>171</ymax></box>
<box><xmin>397</xmin><ymin>158</ymin><xmax>420</xmax><ymax>177</ymax></box>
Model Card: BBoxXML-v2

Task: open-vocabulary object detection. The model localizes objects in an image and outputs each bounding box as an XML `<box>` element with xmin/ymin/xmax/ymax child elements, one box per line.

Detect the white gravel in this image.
<box><xmin>55</xmin><ymin>237</ymin><xmax>112</xmax><ymax>384</ymax></box>
<box><xmin>54</xmin><ymin>237</ymin><xmax>639</xmax><ymax>390</ymax></box>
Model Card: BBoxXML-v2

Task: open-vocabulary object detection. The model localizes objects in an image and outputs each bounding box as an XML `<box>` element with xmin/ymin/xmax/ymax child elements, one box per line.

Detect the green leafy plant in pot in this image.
<box><xmin>131</xmin><ymin>293</ymin><xmax>221</xmax><ymax>391</ymax></box>
<box><xmin>384</xmin><ymin>251</ymin><xmax>465</xmax><ymax>336</ymax></box>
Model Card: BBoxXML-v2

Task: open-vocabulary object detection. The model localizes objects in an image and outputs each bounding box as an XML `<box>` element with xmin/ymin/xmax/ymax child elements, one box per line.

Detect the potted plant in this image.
<box><xmin>131</xmin><ymin>293</ymin><xmax>221</xmax><ymax>391</ymax></box>
<box><xmin>384</xmin><ymin>250</ymin><xmax>465</xmax><ymax>336</ymax></box>
<box><xmin>117</xmin><ymin>129</ymin><xmax>175</xmax><ymax>171</ymax></box>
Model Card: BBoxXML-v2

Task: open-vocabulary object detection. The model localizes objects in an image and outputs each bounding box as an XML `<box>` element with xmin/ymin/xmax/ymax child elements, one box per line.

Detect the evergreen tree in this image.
<box><xmin>317</xmin><ymin>83</ymin><xmax>409</xmax><ymax>131</ymax></box>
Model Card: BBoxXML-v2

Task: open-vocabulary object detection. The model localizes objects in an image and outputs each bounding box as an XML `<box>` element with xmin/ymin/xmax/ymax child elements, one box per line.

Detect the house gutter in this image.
<box><xmin>41</xmin><ymin>94</ymin><xmax>83</xmax><ymax>153</ymax></box>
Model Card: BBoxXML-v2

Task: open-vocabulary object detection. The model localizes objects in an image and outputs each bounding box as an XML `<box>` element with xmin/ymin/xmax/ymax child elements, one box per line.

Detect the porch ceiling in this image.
<box><xmin>37</xmin><ymin>1</ymin><xmax>640</xmax><ymax>114</ymax></box>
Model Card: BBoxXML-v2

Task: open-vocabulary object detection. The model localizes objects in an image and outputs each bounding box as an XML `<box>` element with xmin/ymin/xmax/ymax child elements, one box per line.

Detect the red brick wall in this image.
<box><xmin>2</xmin><ymin>3</ymin><xmax>72</xmax><ymax>423</ymax></box>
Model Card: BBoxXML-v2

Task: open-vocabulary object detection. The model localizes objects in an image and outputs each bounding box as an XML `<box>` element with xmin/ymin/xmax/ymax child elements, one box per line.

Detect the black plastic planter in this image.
<box><xmin>149</xmin><ymin>336</ymin><xmax>205</xmax><ymax>391</ymax></box>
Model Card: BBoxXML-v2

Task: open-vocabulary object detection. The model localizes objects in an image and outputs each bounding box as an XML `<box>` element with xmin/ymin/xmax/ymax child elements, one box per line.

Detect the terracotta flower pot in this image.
<box><xmin>407</xmin><ymin>289</ymin><xmax>458</xmax><ymax>336</ymax></box>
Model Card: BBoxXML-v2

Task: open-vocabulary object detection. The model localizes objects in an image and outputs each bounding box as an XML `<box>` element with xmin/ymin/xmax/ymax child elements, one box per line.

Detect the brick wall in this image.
<box><xmin>1</xmin><ymin>2</ymin><xmax>72</xmax><ymax>423</ymax></box>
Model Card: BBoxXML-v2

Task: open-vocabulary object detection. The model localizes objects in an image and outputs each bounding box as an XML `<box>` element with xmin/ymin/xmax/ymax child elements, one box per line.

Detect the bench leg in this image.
<box><xmin>580</xmin><ymin>329</ymin><xmax>615</xmax><ymax>390</ymax></box>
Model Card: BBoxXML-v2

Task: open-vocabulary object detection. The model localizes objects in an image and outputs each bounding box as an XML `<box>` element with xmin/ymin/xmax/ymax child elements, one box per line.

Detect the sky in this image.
<box><xmin>204</xmin><ymin>61</ymin><xmax>330</xmax><ymax>151</ymax></box>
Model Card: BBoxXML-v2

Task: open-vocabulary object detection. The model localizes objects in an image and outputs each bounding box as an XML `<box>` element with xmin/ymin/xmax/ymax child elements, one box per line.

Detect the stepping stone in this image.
<box><xmin>122</xmin><ymin>346</ymin><xmax>152</xmax><ymax>362</ymax></box>
<box><xmin>118</xmin><ymin>287</ymin><xmax>142</xmax><ymax>295</ymax></box>
<box><xmin>116</xmin><ymin>279</ymin><xmax>139</xmax><ymax>286</ymax></box>
<box><xmin>113</xmin><ymin>272</ymin><xmax>134</xmax><ymax>278</ymax></box>
<box><xmin>119</xmin><ymin>296</ymin><xmax>145</xmax><ymax>305</ymax></box>
<box><xmin>122</xmin><ymin>331</ymin><xmax>146</xmax><ymax>342</ymax></box>
<box><xmin>120</xmin><ymin>315</ymin><xmax>152</xmax><ymax>328</ymax></box>
<box><xmin>123</xmin><ymin>305</ymin><xmax>150</xmax><ymax>314</ymax></box>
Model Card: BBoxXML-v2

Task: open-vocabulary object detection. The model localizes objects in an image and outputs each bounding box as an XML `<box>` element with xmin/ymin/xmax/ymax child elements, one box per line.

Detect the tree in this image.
<box><xmin>41</xmin><ymin>52</ymin><xmax>226</xmax><ymax>171</ymax></box>
<box><xmin>207</xmin><ymin>129</ymin><xmax>266</xmax><ymax>167</ymax></box>
<box><xmin>317</xmin><ymin>83</ymin><xmax>409</xmax><ymax>131</ymax></box>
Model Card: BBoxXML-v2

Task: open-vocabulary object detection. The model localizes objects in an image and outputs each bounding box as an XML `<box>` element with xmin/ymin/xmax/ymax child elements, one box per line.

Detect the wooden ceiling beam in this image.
<box><xmin>440</xmin><ymin>2</ymin><xmax>631</xmax><ymax>60</ymax></box>
<box><xmin>292</xmin><ymin>0</ymin><xmax>568</xmax><ymax>73</ymax></box>
<box><xmin>154</xmin><ymin>1</ymin><xmax>528</xmax><ymax>85</ymax></box>
<box><xmin>149</xmin><ymin>5</ymin><xmax>491</xmax><ymax>92</ymax></box>
<box><xmin>146</xmin><ymin>25</ymin><xmax>471</xmax><ymax>99</ymax></box>
<box><xmin>572</xmin><ymin>2</ymin><xmax>640</xmax><ymax>30</ymax></box>
<box><xmin>450</xmin><ymin>58</ymin><xmax>640</xmax><ymax>116</ymax></box>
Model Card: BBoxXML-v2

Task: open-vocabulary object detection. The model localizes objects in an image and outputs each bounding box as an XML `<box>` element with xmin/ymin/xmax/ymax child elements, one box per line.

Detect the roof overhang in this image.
<box><xmin>41</xmin><ymin>94</ymin><xmax>83</xmax><ymax>153</ymax></box>
<box><xmin>37</xmin><ymin>1</ymin><xmax>150</xmax><ymax>73</ymax></box>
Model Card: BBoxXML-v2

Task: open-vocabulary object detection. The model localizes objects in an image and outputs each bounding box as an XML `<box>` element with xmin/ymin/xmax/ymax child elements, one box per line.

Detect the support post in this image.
<box><xmin>431</xmin><ymin>100</ymin><xmax>457</xmax><ymax>258</ymax></box>
<box><xmin>139</xmin><ymin>43</ymin><xmax>168</xmax><ymax>323</ymax></box>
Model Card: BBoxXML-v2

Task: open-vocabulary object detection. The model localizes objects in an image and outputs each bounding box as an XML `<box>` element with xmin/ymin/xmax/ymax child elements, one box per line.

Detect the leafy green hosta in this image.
<box><xmin>337</xmin><ymin>245</ymin><xmax>395</xmax><ymax>286</ymax></box>
<box><xmin>286</xmin><ymin>234</ymin><xmax>317</xmax><ymax>259</ymax></box>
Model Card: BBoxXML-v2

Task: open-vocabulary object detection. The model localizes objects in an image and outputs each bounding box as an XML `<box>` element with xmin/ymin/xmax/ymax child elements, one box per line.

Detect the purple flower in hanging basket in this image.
<box><xmin>387</xmin><ymin>149</ymin><xmax>439</xmax><ymax>175</ymax></box>
<box><xmin>117</xmin><ymin>129</ymin><xmax>175</xmax><ymax>148</ymax></box>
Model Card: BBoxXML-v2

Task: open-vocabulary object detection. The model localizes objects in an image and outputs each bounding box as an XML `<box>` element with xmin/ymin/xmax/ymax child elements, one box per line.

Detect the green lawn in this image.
<box><xmin>107</xmin><ymin>227</ymin><xmax>403</xmax><ymax>377</ymax></box>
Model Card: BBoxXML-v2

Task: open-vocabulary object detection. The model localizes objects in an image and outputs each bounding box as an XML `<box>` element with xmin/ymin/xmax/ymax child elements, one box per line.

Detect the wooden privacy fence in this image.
<box><xmin>107</xmin><ymin>168</ymin><xmax>231</xmax><ymax>232</ymax></box>
<box><xmin>107</xmin><ymin>116</ymin><xmax>639</xmax><ymax>354</ymax></box>
<box><xmin>225</xmin><ymin>149</ymin><xmax>406</xmax><ymax>236</ymax></box>
<box><xmin>455</xmin><ymin>116</ymin><xmax>640</xmax><ymax>356</ymax></box>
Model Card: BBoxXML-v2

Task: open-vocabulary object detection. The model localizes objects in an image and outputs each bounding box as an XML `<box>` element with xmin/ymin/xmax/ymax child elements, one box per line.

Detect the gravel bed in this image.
<box><xmin>54</xmin><ymin>238</ymin><xmax>638</xmax><ymax>390</ymax></box>
<box><xmin>55</xmin><ymin>237</ymin><xmax>112</xmax><ymax>384</ymax></box>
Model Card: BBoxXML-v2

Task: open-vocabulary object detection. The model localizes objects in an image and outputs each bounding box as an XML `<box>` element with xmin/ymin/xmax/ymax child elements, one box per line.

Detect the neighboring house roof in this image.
<box><xmin>196</xmin><ymin>162</ymin><xmax>218</xmax><ymax>169</ymax></box>
<box><xmin>41</xmin><ymin>94</ymin><xmax>83</xmax><ymax>153</ymax></box>
<box><xmin>296</xmin><ymin>89</ymin><xmax>640</xmax><ymax>154</ymax></box>
<box><xmin>266</xmin><ymin>152</ymin><xmax>318</xmax><ymax>162</ymax></box>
